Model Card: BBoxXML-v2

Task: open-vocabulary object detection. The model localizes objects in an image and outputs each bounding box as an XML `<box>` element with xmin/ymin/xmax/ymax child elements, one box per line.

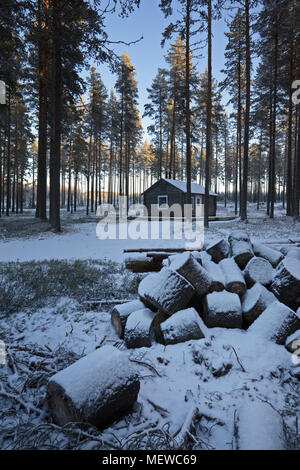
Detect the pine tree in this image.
<box><xmin>144</xmin><ymin>69</ymin><xmax>169</xmax><ymax>179</ymax></box>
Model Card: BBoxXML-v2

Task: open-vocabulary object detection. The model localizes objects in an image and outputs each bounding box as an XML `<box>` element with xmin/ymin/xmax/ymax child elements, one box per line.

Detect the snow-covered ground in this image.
<box><xmin>0</xmin><ymin>203</ymin><xmax>299</xmax><ymax>263</ymax></box>
<box><xmin>0</xmin><ymin>203</ymin><xmax>299</xmax><ymax>450</ymax></box>
<box><xmin>1</xmin><ymin>296</ymin><xmax>299</xmax><ymax>450</ymax></box>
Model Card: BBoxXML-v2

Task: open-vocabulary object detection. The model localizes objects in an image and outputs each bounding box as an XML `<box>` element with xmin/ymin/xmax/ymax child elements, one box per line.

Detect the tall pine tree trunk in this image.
<box><xmin>49</xmin><ymin>1</ymin><xmax>62</xmax><ymax>232</ymax></box>
<box><xmin>36</xmin><ymin>0</ymin><xmax>48</xmax><ymax>221</ymax></box>
<box><xmin>185</xmin><ymin>0</ymin><xmax>192</xmax><ymax>209</ymax></box>
<box><xmin>204</xmin><ymin>0</ymin><xmax>212</xmax><ymax>228</ymax></box>
<box><xmin>241</xmin><ymin>0</ymin><xmax>250</xmax><ymax>221</ymax></box>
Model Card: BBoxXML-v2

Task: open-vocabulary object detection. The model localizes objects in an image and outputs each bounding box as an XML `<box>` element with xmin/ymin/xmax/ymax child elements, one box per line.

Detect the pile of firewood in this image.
<box><xmin>46</xmin><ymin>230</ymin><xmax>300</xmax><ymax>432</ymax></box>
<box><xmin>113</xmin><ymin>231</ymin><xmax>300</xmax><ymax>350</ymax></box>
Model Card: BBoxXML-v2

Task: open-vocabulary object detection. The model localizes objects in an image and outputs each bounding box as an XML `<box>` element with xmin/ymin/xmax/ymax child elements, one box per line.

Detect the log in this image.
<box><xmin>228</xmin><ymin>230</ymin><xmax>254</xmax><ymax>269</ymax></box>
<box><xmin>285</xmin><ymin>247</ymin><xmax>300</xmax><ymax>261</ymax></box>
<box><xmin>198</xmin><ymin>250</ymin><xmax>212</xmax><ymax>265</ymax></box>
<box><xmin>206</xmin><ymin>239</ymin><xmax>230</xmax><ymax>263</ymax></box>
<box><xmin>138</xmin><ymin>268</ymin><xmax>195</xmax><ymax>316</ymax></box>
<box><xmin>285</xmin><ymin>329</ymin><xmax>300</xmax><ymax>353</ymax></box>
<box><xmin>160</xmin><ymin>307</ymin><xmax>208</xmax><ymax>345</ymax></box>
<box><xmin>219</xmin><ymin>258</ymin><xmax>246</xmax><ymax>296</ymax></box>
<box><xmin>124</xmin><ymin>308</ymin><xmax>157</xmax><ymax>349</ymax></box>
<box><xmin>243</xmin><ymin>256</ymin><xmax>274</xmax><ymax>288</ymax></box>
<box><xmin>146</xmin><ymin>252</ymin><xmax>175</xmax><ymax>261</ymax></box>
<box><xmin>241</xmin><ymin>283</ymin><xmax>277</xmax><ymax>327</ymax></box>
<box><xmin>111</xmin><ymin>299</ymin><xmax>146</xmax><ymax>339</ymax></box>
<box><xmin>237</xmin><ymin>400</ymin><xmax>286</xmax><ymax>450</ymax></box>
<box><xmin>271</xmin><ymin>257</ymin><xmax>300</xmax><ymax>311</ymax></box>
<box><xmin>248</xmin><ymin>301</ymin><xmax>300</xmax><ymax>345</ymax></box>
<box><xmin>125</xmin><ymin>254</ymin><xmax>160</xmax><ymax>273</ymax></box>
<box><xmin>169</xmin><ymin>252</ymin><xmax>212</xmax><ymax>296</ymax></box>
<box><xmin>252</xmin><ymin>242</ymin><xmax>284</xmax><ymax>268</ymax></box>
<box><xmin>202</xmin><ymin>260</ymin><xmax>225</xmax><ymax>292</ymax></box>
<box><xmin>202</xmin><ymin>291</ymin><xmax>242</xmax><ymax>329</ymax></box>
<box><xmin>124</xmin><ymin>248</ymin><xmax>193</xmax><ymax>254</ymax></box>
<box><xmin>47</xmin><ymin>346</ymin><xmax>140</xmax><ymax>428</ymax></box>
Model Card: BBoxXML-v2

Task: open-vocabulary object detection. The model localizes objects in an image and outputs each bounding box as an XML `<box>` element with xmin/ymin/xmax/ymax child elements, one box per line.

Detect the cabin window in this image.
<box><xmin>158</xmin><ymin>195</ymin><xmax>168</xmax><ymax>209</ymax></box>
<box><xmin>191</xmin><ymin>197</ymin><xmax>195</xmax><ymax>210</ymax></box>
<box><xmin>196</xmin><ymin>197</ymin><xmax>201</xmax><ymax>205</ymax></box>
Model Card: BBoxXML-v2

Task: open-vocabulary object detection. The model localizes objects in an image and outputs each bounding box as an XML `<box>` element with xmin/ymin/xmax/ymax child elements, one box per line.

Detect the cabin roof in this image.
<box><xmin>143</xmin><ymin>178</ymin><xmax>218</xmax><ymax>197</ymax></box>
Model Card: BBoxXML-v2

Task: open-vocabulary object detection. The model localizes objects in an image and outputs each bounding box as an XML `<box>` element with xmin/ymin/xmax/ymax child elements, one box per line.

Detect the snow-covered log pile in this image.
<box><xmin>113</xmin><ymin>230</ymin><xmax>300</xmax><ymax>351</ymax></box>
<box><xmin>47</xmin><ymin>230</ymin><xmax>299</xmax><ymax>430</ymax></box>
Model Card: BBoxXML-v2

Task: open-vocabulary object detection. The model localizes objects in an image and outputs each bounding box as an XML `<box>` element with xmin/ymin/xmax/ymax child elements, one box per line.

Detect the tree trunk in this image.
<box><xmin>241</xmin><ymin>0</ymin><xmax>250</xmax><ymax>221</ymax></box>
<box><xmin>49</xmin><ymin>1</ymin><xmax>62</xmax><ymax>232</ymax></box>
<box><xmin>204</xmin><ymin>0</ymin><xmax>212</xmax><ymax>228</ymax></box>
<box><xmin>36</xmin><ymin>0</ymin><xmax>48</xmax><ymax>221</ymax></box>
<box><xmin>185</xmin><ymin>0</ymin><xmax>192</xmax><ymax>209</ymax></box>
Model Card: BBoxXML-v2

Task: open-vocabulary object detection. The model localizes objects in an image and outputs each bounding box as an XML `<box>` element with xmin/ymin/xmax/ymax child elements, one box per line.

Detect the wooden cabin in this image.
<box><xmin>143</xmin><ymin>178</ymin><xmax>218</xmax><ymax>217</ymax></box>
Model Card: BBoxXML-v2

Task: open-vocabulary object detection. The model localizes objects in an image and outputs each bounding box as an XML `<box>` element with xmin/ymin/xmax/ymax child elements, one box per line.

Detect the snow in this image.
<box><xmin>248</xmin><ymin>301</ymin><xmax>300</xmax><ymax>345</ymax></box>
<box><xmin>203</xmin><ymin>291</ymin><xmax>242</xmax><ymax>329</ymax></box>
<box><xmin>206</xmin><ymin>238</ymin><xmax>230</xmax><ymax>263</ymax></box>
<box><xmin>48</xmin><ymin>344</ymin><xmax>140</xmax><ymax>429</ymax></box>
<box><xmin>237</xmin><ymin>400</ymin><xmax>286</xmax><ymax>450</ymax></box>
<box><xmin>161</xmin><ymin>178</ymin><xmax>218</xmax><ymax>196</ymax></box>
<box><xmin>160</xmin><ymin>307</ymin><xmax>208</xmax><ymax>345</ymax></box>
<box><xmin>241</xmin><ymin>283</ymin><xmax>277</xmax><ymax>325</ymax></box>
<box><xmin>169</xmin><ymin>252</ymin><xmax>212</xmax><ymax>296</ymax></box>
<box><xmin>219</xmin><ymin>258</ymin><xmax>246</xmax><ymax>294</ymax></box>
<box><xmin>283</xmin><ymin>257</ymin><xmax>300</xmax><ymax>280</ymax></box>
<box><xmin>243</xmin><ymin>256</ymin><xmax>274</xmax><ymax>287</ymax></box>
<box><xmin>50</xmin><ymin>345</ymin><xmax>135</xmax><ymax>407</ymax></box>
<box><xmin>138</xmin><ymin>267</ymin><xmax>195</xmax><ymax>315</ymax></box>
<box><xmin>202</xmin><ymin>260</ymin><xmax>225</xmax><ymax>291</ymax></box>
<box><xmin>1</xmin><ymin>297</ymin><xmax>299</xmax><ymax>450</ymax></box>
<box><xmin>0</xmin><ymin>203</ymin><xmax>299</xmax><ymax>264</ymax></box>
<box><xmin>1</xmin><ymin>204</ymin><xmax>300</xmax><ymax>449</ymax></box>
<box><xmin>252</xmin><ymin>242</ymin><xmax>284</xmax><ymax>267</ymax></box>
<box><xmin>124</xmin><ymin>308</ymin><xmax>156</xmax><ymax>348</ymax></box>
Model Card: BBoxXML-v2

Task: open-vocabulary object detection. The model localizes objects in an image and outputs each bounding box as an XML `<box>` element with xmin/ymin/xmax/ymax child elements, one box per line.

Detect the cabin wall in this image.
<box><xmin>143</xmin><ymin>181</ymin><xmax>217</xmax><ymax>217</ymax></box>
<box><xmin>143</xmin><ymin>181</ymin><xmax>183</xmax><ymax>216</ymax></box>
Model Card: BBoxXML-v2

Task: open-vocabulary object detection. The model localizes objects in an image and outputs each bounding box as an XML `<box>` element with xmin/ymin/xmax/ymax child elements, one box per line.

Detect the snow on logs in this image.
<box><xmin>202</xmin><ymin>260</ymin><xmax>225</xmax><ymax>292</ymax></box>
<box><xmin>241</xmin><ymin>283</ymin><xmax>277</xmax><ymax>327</ymax></box>
<box><xmin>125</xmin><ymin>254</ymin><xmax>160</xmax><ymax>273</ymax></box>
<box><xmin>252</xmin><ymin>242</ymin><xmax>284</xmax><ymax>268</ymax></box>
<box><xmin>271</xmin><ymin>257</ymin><xmax>300</xmax><ymax>311</ymax></box>
<box><xmin>206</xmin><ymin>239</ymin><xmax>230</xmax><ymax>263</ymax></box>
<box><xmin>47</xmin><ymin>346</ymin><xmax>140</xmax><ymax>428</ymax></box>
<box><xmin>124</xmin><ymin>308</ymin><xmax>165</xmax><ymax>349</ymax></box>
<box><xmin>160</xmin><ymin>307</ymin><xmax>208</xmax><ymax>345</ymax></box>
<box><xmin>118</xmin><ymin>233</ymin><xmax>300</xmax><ymax>350</ymax></box>
<box><xmin>248</xmin><ymin>301</ymin><xmax>300</xmax><ymax>345</ymax></box>
<box><xmin>202</xmin><ymin>291</ymin><xmax>243</xmax><ymax>329</ymax></box>
<box><xmin>236</xmin><ymin>400</ymin><xmax>286</xmax><ymax>450</ymax></box>
<box><xmin>243</xmin><ymin>257</ymin><xmax>274</xmax><ymax>288</ymax></box>
<box><xmin>228</xmin><ymin>230</ymin><xmax>254</xmax><ymax>269</ymax></box>
<box><xmin>285</xmin><ymin>329</ymin><xmax>300</xmax><ymax>353</ymax></box>
<box><xmin>169</xmin><ymin>253</ymin><xmax>212</xmax><ymax>296</ymax></box>
<box><xmin>111</xmin><ymin>300</ymin><xmax>146</xmax><ymax>339</ymax></box>
<box><xmin>138</xmin><ymin>268</ymin><xmax>195</xmax><ymax>316</ymax></box>
<box><xmin>219</xmin><ymin>258</ymin><xmax>246</xmax><ymax>296</ymax></box>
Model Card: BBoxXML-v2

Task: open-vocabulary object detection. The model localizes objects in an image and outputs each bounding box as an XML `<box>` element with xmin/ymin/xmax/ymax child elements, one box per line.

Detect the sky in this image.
<box><xmin>95</xmin><ymin>0</ymin><xmax>231</xmax><ymax>138</ymax></box>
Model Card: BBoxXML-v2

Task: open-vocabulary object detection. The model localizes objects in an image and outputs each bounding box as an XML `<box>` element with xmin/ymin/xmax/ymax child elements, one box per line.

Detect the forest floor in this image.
<box><xmin>0</xmin><ymin>202</ymin><xmax>299</xmax><ymax>262</ymax></box>
<box><xmin>0</xmin><ymin>202</ymin><xmax>299</xmax><ymax>450</ymax></box>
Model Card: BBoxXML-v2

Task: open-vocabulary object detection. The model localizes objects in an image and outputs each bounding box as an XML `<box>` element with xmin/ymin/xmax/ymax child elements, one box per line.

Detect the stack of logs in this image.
<box><xmin>46</xmin><ymin>230</ymin><xmax>300</xmax><ymax>432</ymax></box>
<box><xmin>113</xmin><ymin>230</ymin><xmax>300</xmax><ymax>354</ymax></box>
